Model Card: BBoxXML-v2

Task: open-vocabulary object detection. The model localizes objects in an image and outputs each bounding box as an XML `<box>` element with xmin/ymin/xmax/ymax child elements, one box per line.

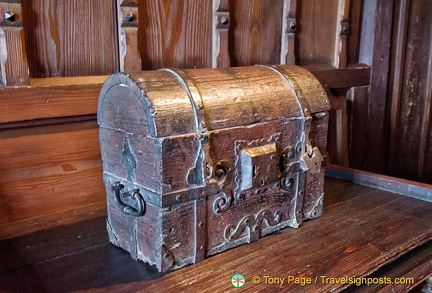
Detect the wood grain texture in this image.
<box><xmin>347</xmin><ymin>86</ymin><xmax>369</xmax><ymax>169</ymax></box>
<box><xmin>329</xmin><ymin>93</ymin><xmax>349</xmax><ymax>166</ymax></box>
<box><xmin>307</xmin><ymin>65</ymin><xmax>371</xmax><ymax>89</ymax></box>
<box><xmin>212</xmin><ymin>0</ymin><xmax>231</xmax><ymax>67</ymax></box>
<box><xmin>358</xmin><ymin>0</ymin><xmax>375</xmax><ymax>66</ymax></box>
<box><xmin>0</xmin><ymin>121</ymin><xmax>105</xmax><ymax>238</ymax></box>
<box><xmin>0</xmin><ymin>76</ymin><xmax>106</xmax><ymax>124</ymax></box>
<box><xmin>333</xmin><ymin>0</ymin><xmax>350</xmax><ymax>69</ymax></box>
<box><xmin>0</xmin><ymin>1</ymin><xmax>30</xmax><ymax>85</ymax></box>
<box><xmin>280</xmin><ymin>0</ymin><xmax>297</xmax><ymax>65</ymax></box>
<box><xmin>0</xmin><ymin>65</ymin><xmax>366</xmax><ymax>126</ymax></box>
<box><xmin>0</xmin><ymin>27</ymin><xmax>30</xmax><ymax>86</ymax></box>
<box><xmin>347</xmin><ymin>242</ymin><xmax>432</xmax><ymax>292</ymax></box>
<box><xmin>347</xmin><ymin>0</ymin><xmax>363</xmax><ymax>64</ymax></box>
<box><xmin>0</xmin><ymin>178</ymin><xmax>431</xmax><ymax>292</ymax></box>
<box><xmin>325</xmin><ymin>164</ymin><xmax>432</xmax><ymax>202</ymax></box>
<box><xmin>386</xmin><ymin>0</ymin><xmax>432</xmax><ymax>183</ymax></box>
<box><xmin>117</xmin><ymin>0</ymin><xmax>141</xmax><ymax>72</ymax></box>
<box><xmin>139</xmin><ymin>0</ymin><xmax>211</xmax><ymax>69</ymax></box>
<box><xmin>229</xmin><ymin>0</ymin><xmax>283</xmax><ymax>66</ymax></box>
<box><xmin>362</xmin><ymin>0</ymin><xmax>393</xmax><ymax>174</ymax></box>
<box><xmin>296</xmin><ymin>0</ymin><xmax>338</xmax><ymax>66</ymax></box>
<box><xmin>21</xmin><ymin>0</ymin><xmax>118</xmax><ymax>77</ymax></box>
<box><xmin>388</xmin><ymin>0</ymin><xmax>409</xmax><ymax>180</ymax></box>
<box><xmin>0</xmin><ymin>202</ymin><xmax>106</xmax><ymax>240</ymax></box>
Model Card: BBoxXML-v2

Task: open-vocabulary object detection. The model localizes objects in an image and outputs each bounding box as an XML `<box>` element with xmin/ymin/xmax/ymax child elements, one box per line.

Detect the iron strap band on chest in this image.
<box><xmin>257</xmin><ymin>65</ymin><xmax>323</xmax><ymax>174</ymax></box>
<box><xmin>159</xmin><ymin>68</ymin><xmax>208</xmax><ymax>136</ymax></box>
<box><xmin>161</xmin><ymin>66</ymin><xmax>323</xmax><ymax>179</ymax></box>
<box><xmin>159</xmin><ymin>68</ymin><xmax>208</xmax><ymax>188</ymax></box>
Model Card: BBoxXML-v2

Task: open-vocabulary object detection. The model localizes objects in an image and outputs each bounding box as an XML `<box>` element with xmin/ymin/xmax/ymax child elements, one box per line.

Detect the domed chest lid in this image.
<box><xmin>97</xmin><ymin>65</ymin><xmax>330</xmax><ymax>138</ymax></box>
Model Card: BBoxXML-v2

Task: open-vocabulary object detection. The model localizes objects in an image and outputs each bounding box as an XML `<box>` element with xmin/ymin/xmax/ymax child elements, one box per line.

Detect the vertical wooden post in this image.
<box><xmin>388</xmin><ymin>0</ymin><xmax>408</xmax><ymax>174</ymax></box>
<box><xmin>117</xmin><ymin>0</ymin><xmax>141</xmax><ymax>72</ymax></box>
<box><xmin>280</xmin><ymin>0</ymin><xmax>297</xmax><ymax>65</ymax></box>
<box><xmin>326</xmin><ymin>86</ymin><xmax>349</xmax><ymax>167</ymax></box>
<box><xmin>364</xmin><ymin>0</ymin><xmax>393</xmax><ymax>174</ymax></box>
<box><xmin>333</xmin><ymin>0</ymin><xmax>350</xmax><ymax>69</ymax></box>
<box><xmin>212</xmin><ymin>0</ymin><xmax>230</xmax><ymax>68</ymax></box>
<box><xmin>0</xmin><ymin>0</ymin><xmax>29</xmax><ymax>86</ymax></box>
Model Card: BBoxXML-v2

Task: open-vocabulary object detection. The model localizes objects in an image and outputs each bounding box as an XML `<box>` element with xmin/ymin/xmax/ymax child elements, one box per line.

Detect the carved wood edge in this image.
<box><xmin>325</xmin><ymin>164</ymin><xmax>432</xmax><ymax>202</ymax></box>
<box><xmin>117</xmin><ymin>0</ymin><xmax>141</xmax><ymax>72</ymax></box>
<box><xmin>212</xmin><ymin>0</ymin><xmax>230</xmax><ymax>67</ymax></box>
<box><xmin>280</xmin><ymin>0</ymin><xmax>297</xmax><ymax>65</ymax></box>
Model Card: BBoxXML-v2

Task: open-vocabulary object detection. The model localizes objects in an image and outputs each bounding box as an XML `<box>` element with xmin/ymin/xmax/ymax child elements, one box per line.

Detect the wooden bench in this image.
<box><xmin>1</xmin><ymin>169</ymin><xmax>430</xmax><ymax>292</ymax></box>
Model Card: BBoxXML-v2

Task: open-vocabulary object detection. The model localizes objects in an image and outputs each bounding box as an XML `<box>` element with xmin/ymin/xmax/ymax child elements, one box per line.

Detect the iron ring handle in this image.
<box><xmin>112</xmin><ymin>182</ymin><xmax>145</xmax><ymax>217</ymax></box>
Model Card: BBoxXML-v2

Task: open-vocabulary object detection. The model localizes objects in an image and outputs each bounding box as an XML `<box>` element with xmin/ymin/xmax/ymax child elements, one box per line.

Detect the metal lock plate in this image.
<box><xmin>299</xmin><ymin>146</ymin><xmax>324</xmax><ymax>174</ymax></box>
<box><xmin>239</xmin><ymin>143</ymin><xmax>278</xmax><ymax>191</ymax></box>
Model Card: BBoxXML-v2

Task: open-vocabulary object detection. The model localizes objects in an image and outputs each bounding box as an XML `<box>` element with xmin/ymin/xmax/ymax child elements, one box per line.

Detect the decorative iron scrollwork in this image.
<box><xmin>112</xmin><ymin>182</ymin><xmax>145</xmax><ymax>217</ymax></box>
<box><xmin>224</xmin><ymin>209</ymin><xmax>282</xmax><ymax>241</ymax></box>
<box><xmin>213</xmin><ymin>188</ymin><xmax>233</xmax><ymax>214</ymax></box>
<box><xmin>281</xmin><ymin>172</ymin><xmax>296</xmax><ymax>190</ymax></box>
<box><xmin>209</xmin><ymin>160</ymin><xmax>234</xmax><ymax>214</ymax></box>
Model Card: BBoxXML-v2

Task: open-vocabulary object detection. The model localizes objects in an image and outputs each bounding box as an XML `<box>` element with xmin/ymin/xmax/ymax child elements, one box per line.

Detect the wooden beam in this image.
<box><xmin>325</xmin><ymin>164</ymin><xmax>432</xmax><ymax>202</ymax></box>
<box><xmin>0</xmin><ymin>75</ymin><xmax>107</xmax><ymax>124</ymax></box>
<box><xmin>307</xmin><ymin>65</ymin><xmax>371</xmax><ymax>89</ymax></box>
<box><xmin>0</xmin><ymin>66</ymin><xmax>370</xmax><ymax>126</ymax></box>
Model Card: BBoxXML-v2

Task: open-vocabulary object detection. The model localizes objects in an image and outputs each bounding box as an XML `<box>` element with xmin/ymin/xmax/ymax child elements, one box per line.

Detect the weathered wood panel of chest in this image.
<box><xmin>97</xmin><ymin>65</ymin><xmax>330</xmax><ymax>272</ymax></box>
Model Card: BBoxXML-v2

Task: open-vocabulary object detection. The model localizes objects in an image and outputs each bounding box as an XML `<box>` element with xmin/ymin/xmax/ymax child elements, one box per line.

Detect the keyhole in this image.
<box><xmin>261</xmin><ymin>178</ymin><xmax>265</xmax><ymax>186</ymax></box>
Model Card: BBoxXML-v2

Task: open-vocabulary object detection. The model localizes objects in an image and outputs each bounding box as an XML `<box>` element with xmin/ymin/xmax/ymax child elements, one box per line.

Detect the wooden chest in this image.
<box><xmin>97</xmin><ymin>65</ymin><xmax>330</xmax><ymax>272</ymax></box>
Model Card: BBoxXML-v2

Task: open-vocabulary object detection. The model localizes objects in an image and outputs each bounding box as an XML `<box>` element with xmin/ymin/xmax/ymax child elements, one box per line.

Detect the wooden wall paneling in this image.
<box><xmin>333</xmin><ymin>0</ymin><xmax>350</xmax><ymax>69</ymax></box>
<box><xmin>211</xmin><ymin>0</ymin><xmax>230</xmax><ymax>67</ymax></box>
<box><xmin>279</xmin><ymin>0</ymin><xmax>297</xmax><ymax>65</ymax></box>
<box><xmin>139</xmin><ymin>0</ymin><xmax>211</xmax><ymax>70</ymax></box>
<box><xmin>426</xmin><ymin>85</ymin><xmax>432</xmax><ymax>184</ymax></box>
<box><xmin>387</xmin><ymin>0</ymin><xmax>409</xmax><ymax>178</ymax></box>
<box><xmin>387</xmin><ymin>0</ymin><xmax>432</xmax><ymax>182</ymax></box>
<box><xmin>296</xmin><ymin>0</ymin><xmax>338</xmax><ymax>67</ymax></box>
<box><xmin>0</xmin><ymin>0</ymin><xmax>30</xmax><ymax>86</ymax></box>
<box><xmin>21</xmin><ymin>0</ymin><xmax>118</xmax><ymax>78</ymax></box>
<box><xmin>358</xmin><ymin>0</ymin><xmax>375</xmax><ymax>66</ymax></box>
<box><xmin>346</xmin><ymin>86</ymin><xmax>369</xmax><ymax>169</ymax></box>
<box><xmin>361</xmin><ymin>0</ymin><xmax>393</xmax><ymax>174</ymax></box>
<box><xmin>415</xmin><ymin>4</ymin><xmax>432</xmax><ymax>184</ymax></box>
<box><xmin>347</xmin><ymin>0</ymin><xmax>363</xmax><ymax>64</ymax></box>
<box><xmin>0</xmin><ymin>121</ymin><xmax>105</xmax><ymax>240</ymax></box>
<box><xmin>118</xmin><ymin>0</ymin><xmax>141</xmax><ymax>72</ymax></box>
<box><xmin>229</xmin><ymin>0</ymin><xmax>283</xmax><ymax>66</ymax></box>
<box><xmin>0</xmin><ymin>76</ymin><xmax>106</xmax><ymax>124</ymax></box>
